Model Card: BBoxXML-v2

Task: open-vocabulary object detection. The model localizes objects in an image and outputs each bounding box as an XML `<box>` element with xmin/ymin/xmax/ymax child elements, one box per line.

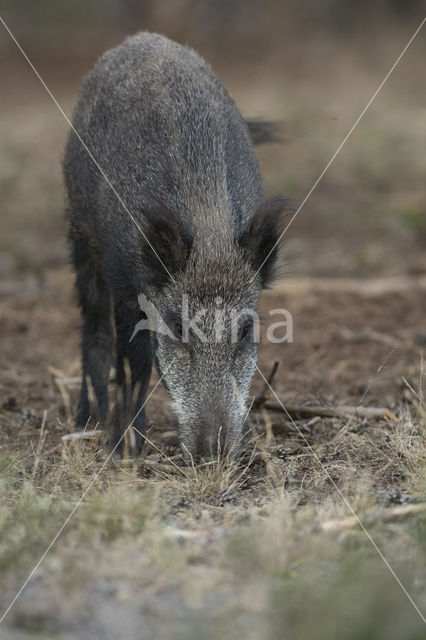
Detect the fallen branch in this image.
<box><xmin>320</xmin><ymin>503</ymin><xmax>426</xmax><ymax>533</ymax></box>
<box><xmin>61</xmin><ymin>429</ymin><xmax>103</xmax><ymax>441</ymax></box>
<box><xmin>262</xmin><ymin>402</ymin><xmax>398</xmax><ymax>422</ymax></box>
<box><xmin>253</xmin><ymin>360</ymin><xmax>280</xmax><ymax>409</ymax></box>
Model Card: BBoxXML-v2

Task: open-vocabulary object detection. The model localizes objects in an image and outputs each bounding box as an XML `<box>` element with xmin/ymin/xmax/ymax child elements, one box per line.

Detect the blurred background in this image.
<box><xmin>0</xmin><ymin>0</ymin><xmax>425</xmax><ymax>282</ymax></box>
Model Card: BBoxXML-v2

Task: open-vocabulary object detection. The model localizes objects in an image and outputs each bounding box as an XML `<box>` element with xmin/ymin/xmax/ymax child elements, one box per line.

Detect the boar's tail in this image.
<box><xmin>245</xmin><ymin>119</ymin><xmax>283</xmax><ymax>145</ymax></box>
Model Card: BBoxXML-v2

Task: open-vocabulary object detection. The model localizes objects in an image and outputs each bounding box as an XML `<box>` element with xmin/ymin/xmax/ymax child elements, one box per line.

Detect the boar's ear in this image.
<box><xmin>239</xmin><ymin>196</ymin><xmax>289</xmax><ymax>288</ymax></box>
<box><xmin>141</xmin><ymin>208</ymin><xmax>193</xmax><ymax>289</ymax></box>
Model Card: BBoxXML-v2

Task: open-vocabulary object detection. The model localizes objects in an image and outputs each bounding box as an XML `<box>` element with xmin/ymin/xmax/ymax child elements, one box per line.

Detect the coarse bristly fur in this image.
<box><xmin>63</xmin><ymin>31</ymin><xmax>288</xmax><ymax>459</ymax></box>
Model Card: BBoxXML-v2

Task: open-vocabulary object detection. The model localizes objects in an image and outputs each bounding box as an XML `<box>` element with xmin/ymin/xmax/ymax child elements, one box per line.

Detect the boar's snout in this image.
<box><xmin>195</xmin><ymin>426</ymin><xmax>227</xmax><ymax>460</ymax></box>
<box><xmin>180</xmin><ymin>408</ymin><xmax>242</xmax><ymax>461</ymax></box>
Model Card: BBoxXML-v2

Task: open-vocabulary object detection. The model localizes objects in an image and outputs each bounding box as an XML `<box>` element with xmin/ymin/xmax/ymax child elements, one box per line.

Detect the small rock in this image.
<box><xmin>176</xmin><ymin>496</ymin><xmax>192</xmax><ymax>508</ymax></box>
<box><xmin>217</xmin><ymin>488</ymin><xmax>238</xmax><ymax>506</ymax></box>
<box><xmin>21</xmin><ymin>408</ymin><xmax>40</xmax><ymax>425</ymax></box>
<box><xmin>275</xmin><ymin>445</ymin><xmax>288</xmax><ymax>460</ymax></box>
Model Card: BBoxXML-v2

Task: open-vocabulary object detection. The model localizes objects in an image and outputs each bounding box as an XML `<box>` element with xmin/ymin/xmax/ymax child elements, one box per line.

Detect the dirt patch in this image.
<box><xmin>1</xmin><ymin>268</ymin><xmax>424</xmax><ymax>499</ymax></box>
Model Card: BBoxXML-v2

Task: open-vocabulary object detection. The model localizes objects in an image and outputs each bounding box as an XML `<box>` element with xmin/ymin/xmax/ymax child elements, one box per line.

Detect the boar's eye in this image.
<box><xmin>173</xmin><ymin>320</ymin><xmax>183</xmax><ymax>340</ymax></box>
<box><xmin>238</xmin><ymin>321</ymin><xmax>252</xmax><ymax>343</ymax></box>
<box><xmin>165</xmin><ymin>312</ymin><xmax>184</xmax><ymax>341</ymax></box>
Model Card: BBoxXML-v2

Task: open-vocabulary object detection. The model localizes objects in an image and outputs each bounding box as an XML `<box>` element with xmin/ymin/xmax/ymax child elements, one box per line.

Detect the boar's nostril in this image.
<box><xmin>194</xmin><ymin>425</ymin><xmax>230</xmax><ymax>460</ymax></box>
<box><xmin>195</xmin><ymin>433</ymin><xmax>214</xmax><ymax>459</ymax></box>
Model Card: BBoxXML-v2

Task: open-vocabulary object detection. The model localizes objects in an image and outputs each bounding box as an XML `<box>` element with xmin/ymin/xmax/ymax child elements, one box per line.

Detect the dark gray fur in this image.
<box><xmin>63</xmin><ymin>32</ymin><xmax>286</xmax><ymax>458</ymax></box>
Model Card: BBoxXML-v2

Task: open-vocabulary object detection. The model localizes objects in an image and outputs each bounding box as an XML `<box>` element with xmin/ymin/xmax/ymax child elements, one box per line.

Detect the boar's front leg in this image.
<box><xmin>73</xmin><ymin>238</ymin><xmax>114</xmax><ymax>429</ymax></box>
<box><xmin>112</xmin><ymin>298</ymin><xmax>153</xmax><ymax>456</ymax></box>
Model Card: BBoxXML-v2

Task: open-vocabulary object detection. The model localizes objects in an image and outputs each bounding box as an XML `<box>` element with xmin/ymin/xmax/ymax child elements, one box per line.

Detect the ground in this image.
<box><xmin>0</xmin><ymin>38</ymin><xmax>426</xmax><ymax>639</ymax></box>
<box><xmin>1</xmin><ymin>267</ymin><xmax>425</xmax><ymax>639</ymax></box>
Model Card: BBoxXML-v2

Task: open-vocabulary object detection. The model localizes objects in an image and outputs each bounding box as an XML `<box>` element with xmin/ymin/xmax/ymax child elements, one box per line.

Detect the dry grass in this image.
<box><xmin>0</xmin><ymin>367</ymin><xmax>425</xmax><ymax>638</ymax></box>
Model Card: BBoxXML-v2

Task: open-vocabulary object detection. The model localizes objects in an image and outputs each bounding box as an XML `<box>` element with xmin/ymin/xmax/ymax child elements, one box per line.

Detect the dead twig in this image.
<box><xmin>320</xmin><ymin>503</ymin><xmax>426</xmax><ymax>533</ymax></box>
<box><xmin>61</xmin><ymin>429</ymin><xmax>104</xmax><ymax>441</ymax></box>
<box><xmin>262</xmin><ymin>402</ymin><xmax>398</xmax><ymax>421</ymax></box>
<box><xmin>253</xmin><ymin>360</ymin><xmax>280</xmax><ymax>409</ymax></box>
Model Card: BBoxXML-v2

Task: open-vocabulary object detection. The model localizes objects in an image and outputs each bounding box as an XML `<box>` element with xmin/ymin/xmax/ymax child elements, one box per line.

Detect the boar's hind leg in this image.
<box><xmin>112</xmin><ymin>299</ymin><xmax>153</xmax><ymax>456</ymax></box>
<box><xmin>72</xmin><ymin>236</ymin><xmax>113</xmax><ymax>429</ymax></box>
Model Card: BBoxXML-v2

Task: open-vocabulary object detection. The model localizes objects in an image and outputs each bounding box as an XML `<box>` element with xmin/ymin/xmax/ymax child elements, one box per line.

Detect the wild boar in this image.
<box><xmin>63</xmin><ymin>31</ymin><xmax>286</xmax><ymax>459</ymax></box>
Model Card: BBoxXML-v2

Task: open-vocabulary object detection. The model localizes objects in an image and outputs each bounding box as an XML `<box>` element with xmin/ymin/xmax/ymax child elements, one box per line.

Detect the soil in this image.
<box><xmin>1</xmin><ymin>267</ymin><xmax>424</xmax><ymax>469</ymax></box>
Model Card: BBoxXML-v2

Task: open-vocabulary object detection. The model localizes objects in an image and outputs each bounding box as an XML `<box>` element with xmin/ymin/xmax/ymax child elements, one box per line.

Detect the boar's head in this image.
<box><xmin>139</xmin><ymin>196</ymin><xmax>287</xmax><ymax>460</ymax></box>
